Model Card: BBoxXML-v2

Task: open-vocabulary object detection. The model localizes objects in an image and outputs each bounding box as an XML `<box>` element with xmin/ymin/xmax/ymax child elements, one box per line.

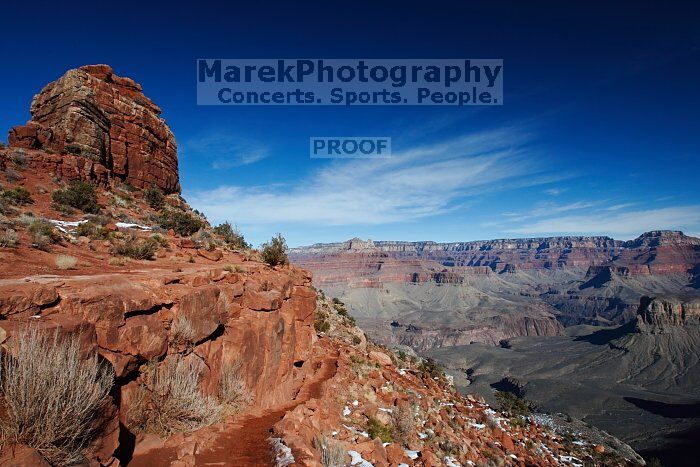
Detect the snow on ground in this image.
<box><xmin>348</xmin><ymin>450</ymin><xmax>374</xmax><ymax>466</ymax></box>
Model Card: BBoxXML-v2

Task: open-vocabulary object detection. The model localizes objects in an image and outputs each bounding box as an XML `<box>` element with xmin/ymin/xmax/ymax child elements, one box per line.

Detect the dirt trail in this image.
<box><xmin>129</xmin><ymin>349</ymin><xmax>339</xmax><ymax>466</ymax></box>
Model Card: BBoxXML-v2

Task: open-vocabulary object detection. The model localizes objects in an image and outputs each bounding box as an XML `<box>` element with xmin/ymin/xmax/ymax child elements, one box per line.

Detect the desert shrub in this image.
<box><xmin>52</xmin><ymin>181</ymin><xmax>100</xmax><ymax>214</ymax></box>
<box><xmin>218</xmin><ymin>359</ymin><xmax>252</xmax><ymax>413</ymax></box>
<box><xmin>260</xmin><ymin>233</ymin><xmax>288</xmax><ymax>267</ymax></box>
<box><xmin>127</xmin><ymin>357</ymin><xmax>221</xmax><ymax>436</ymax></box>
<box><xmin>366</xmin><ymin>415</ymin><xmax>393</xmax><ymax>443</ymax></box>
<box><xmin>55</xmin><ymin>254</ymin><xmax>78</xmax><ymax>270</ymax></box>
<box><xmin>170</xmin><ymin>315</ymin><xmax>196</xmax><ymax>346</ymax></box>
<box><xmin>213</xmin><ymin>222</ymin><xmax>249</xmax><ymax>249</ymax></box>
<box><xmin>314</xmin><ymin>309</ymin><xmax>331</xmax><ymax>333</ymax></box>
<box><xmin>157</xmin><ymin>210</ymin><xmax>203</xmax><ymax>236</ymax></box>
<box><xmin>0</xmin><ymin>228</ymin><xmax>18</xmax><ymax>247</ymax></box>
<box><xmin>9</xmin><ymin>149</ymin><xmax>27</xmax><ymax>168</ymax></box>
<box><xmin>391</xmin><ymin>404</ymin><xmax>414</xmax><ymax>445</ymax></box>
<box><xmin>4</xmin><ymin>168</ymin><xmax>21</xmax><ymax>182</ymax></box>
<box><xmin>313</xmin><ymin>435</ymin><xmax>346</xmax><ymax>467</ymax></box>
<box><xmin>150</xmin><ymin>233</ymin><xmax>169</xmax><ymax>247</ymax></box>
<box><xmin>352</xmin><ymin>335</ymin><xmax>361</xmax><ymax>345</ymax></box>
<box><xmin>75</xmin><ymin>221</ymin><xmax>110</xmax><ymax>240</ymax></box>
<box><xmin>1</xmin><ymin>186</ymin><xmax>33</xmax><ymax>205</ymax></box>
<box><xmin>143</xmin><ymin>186</ymin><xmax>165</xmax><ymax>210</ymax></box>
<box><xmin>28</xmin><ymin>219</ymin><xmax>61</xmax><ymax>250</ymax></box>
<box><xmin>0</xmin><ymin>329</ymin><xmax>114</xmax><ymax>465</ymax></box>
<box><xmin>108</xmin><ymin>256</ymin><xmax>128</xmax><ymax>267</ymax></box>
<box><xmin>112</xmin><ymin>236</ymin><xmax>159</xmax><ymax>260</ymax></box>
<box><xmin>418</xmin><ymin>358</ymin><xmax>444</xmax><ymax>379</ymax></box>
<box><xmin>495</xmin><ymin>390</ymin><xmax>531</xmax><ymax>417</ymax></box>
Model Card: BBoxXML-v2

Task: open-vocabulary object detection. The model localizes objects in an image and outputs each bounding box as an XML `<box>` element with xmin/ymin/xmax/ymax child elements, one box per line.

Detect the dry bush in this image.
<box><xmin>218</xmin><ymin>359</ymin><xmax>252</xmax><ymax>413</ymax></box>
<box><xmin>55</xmin><ymin>254</ymin><xmax>78</xmax><ymax>270</ymax></box>
<box><xmin>170</xmin><ymin>315</ymin><xmax>196</xmax><ymax>346</ymax></box>
<box><xmin>127</xmin><ymin>357</ymin><xmax>221</xmax><ymax>436</ymax></box>
<box><xmin>0</xmin><ymin>329</ymin><xmax>114</xmax><ymax>465</ymax></box>
<box><xmin>0</xmin><ymin>228</ymin><xmax>18</xmax><ymax>247</ymax></box>
<box><xmin>313</xmin><ymin>435</ymin><xmax>346</xmax><ymax>467</ymax></box>
<box><xmin>391</xmin><ymin>403</ymin><xmax>414</xmax><ymax>445</ymax></box>
<box><xmin>111</xmin><ymin>235</ymin><xmax>159</xmax><ymax>260</ymax></box>
<box><xmin>108</xmin><ymin>256</ymin><xmax>128</xmax><ymax>266</ymax></box>
<box><xmin>28</xmin><ymin>219</ymin><xmax>61</xmax><ymax>251</ymax></box>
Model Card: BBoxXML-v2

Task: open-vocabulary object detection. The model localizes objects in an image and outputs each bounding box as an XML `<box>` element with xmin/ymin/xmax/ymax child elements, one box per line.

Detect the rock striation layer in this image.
<box><xmin>8</xmin><ymin>65</ymin><xmax>180</xmax><ymax>193</ymax></box>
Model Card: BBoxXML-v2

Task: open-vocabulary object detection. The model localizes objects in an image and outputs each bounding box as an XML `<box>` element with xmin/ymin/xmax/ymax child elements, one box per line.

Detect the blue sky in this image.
<box><xmin>1</xmin><ymin>1</ymin><xmax>699</xmax><ymax>246</ymax></box>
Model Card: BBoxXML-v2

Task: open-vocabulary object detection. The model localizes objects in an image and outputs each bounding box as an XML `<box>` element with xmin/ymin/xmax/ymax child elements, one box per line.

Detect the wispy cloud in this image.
<box><xmin>505</xmin><ymin>205</ymin><xmax>700</xmax><ymax>238</ymax></box>
<box><xmin>544</xmin><ymin>187</ymin><xmax>566</xmax><ymax>196</ymax></box>
<box><xmin>186</xmin><ymin>128</ymin><xmax>553</xmax><ymax>227</ymax></box>
<box><xmin>180</xmin><ymin>131</ymin><xmax>269</xmax><ymax>169</ymax></box>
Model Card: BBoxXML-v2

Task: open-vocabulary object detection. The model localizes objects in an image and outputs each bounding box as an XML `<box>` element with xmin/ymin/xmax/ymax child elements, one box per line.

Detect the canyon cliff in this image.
<box><xmin>291</xmin><ymin>232</ymin><xmax>700</xmax><ymax>349</ymax></box>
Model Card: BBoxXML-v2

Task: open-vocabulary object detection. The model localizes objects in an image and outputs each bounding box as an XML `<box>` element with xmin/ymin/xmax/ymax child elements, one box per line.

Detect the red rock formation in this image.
<box><xmin>8</xmin><ymin>65</ymin><xmax>180</xmax><ymax>193</ymax></box>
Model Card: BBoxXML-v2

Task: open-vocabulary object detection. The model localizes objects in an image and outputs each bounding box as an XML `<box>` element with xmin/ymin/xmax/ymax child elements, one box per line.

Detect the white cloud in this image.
<box><xmin>180</xmin><ymin>131</ymin><xmax>268</xmax><ymax>168</ymax></box>
<box><xmin>186</xmin><ymin>128</ymin><xmax>550</xmax><ymax>227</ymax></box>
<box><xmin>505</xmin><ymin>205</ymin><xmax>700</xmax><ymax>238</ymax></box>
<box><xmin>544</xmin><ymin>187</ymin><xmax>566</xmax><ymax>196</ymax></box>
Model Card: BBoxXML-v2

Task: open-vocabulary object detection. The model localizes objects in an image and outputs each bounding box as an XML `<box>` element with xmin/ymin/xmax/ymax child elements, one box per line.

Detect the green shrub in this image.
<box><xmin>366</xmin><ymin>416</ymin><xmax>393</xmax><ymax>443</ymax></box>
<box><xmin>157</xmin><ymin>210</ymin><xmax>203</xmax><ymax>236</ymax></box>
<box><xmin>28</xmin><ymin>219</ymin><xmax>61</xmax><ymax>250</ymax></box>
<box><xmin>260</xmin><ymin>233</ymin><xmax>288</xmax><ymax>267</ymax></box>
<box><xmin>75</xmin><ymin>221</ymin><xmax>110</xmax><ymax>240</ymax></box>
<box><xmin>213</xmin><ymin>222</ymin><xmax>249</xmax><ymax>249</ymax></box>
<box><xmin>495</xmin><ymin>390</ymin><xmax>531</xmax><ymax>417</ymax></box>
<box><xmin>1</xmin><ymin>186</ymin><xmax>33</xmax><ymax>205</ymax></box>
<box><xmin>52</xmin><ymin>181</ymin><xmax>100</xmax><ymax>213</ymax></box>
<box><xmin>143</xmin><ymin>186</ymin><xmax>165</xmax><ymax>210</ymax></box>
<box><xmin>112</xmin><ymin>236</ymin><xmax>159</xmax><ymax>260</ymax></box>
<box><xmin>418</xmin><ymin>358</ymin><xmax>444</xmax><ymax>379</ymax></box>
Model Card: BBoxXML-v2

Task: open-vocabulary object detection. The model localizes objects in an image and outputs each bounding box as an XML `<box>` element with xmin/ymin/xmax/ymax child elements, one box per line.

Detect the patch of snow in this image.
<box><xmin>348</xmin><ymin>450</ymin><xmax>373</xmax><ymax>467</ymax></box>
<box><xmin>378</xmin><ymin>407</ymin><xmax>393</xmax><ymax>413</ymax></box>
<box><xmin>269</xmin><ymin>437</ymin><xmax>294</xmax><ymax>467</ymax></box>
<box><xmin>418</xmin><ymin>432</ymin><xmax>428</xmax><ymax>439</ymax></box>
<box><xmin>49</xmin><ymin>219</ymin><xmax>87</xmax><ymax>233</ymax></box>
<box><xmin>404</xmin><ymin>449</ymin><xmax>419</xmax><ymax>460</ymax></box>
<box><xmin>440</xmin><ymin>402</ymin><xmax>454</xmax><ymax>407</ymax></box>
<box><xmin>331</xmin><ymin>430</ymin><xmax>338</xmax><ymax>436</ymax></box>
<box><xmin>559</xmin><ymin>455</ymin><xmax>583</xmax><ymax>466</ymax></box>
<box><xmin>469</xmin><ymin>422</ymin><xmax>486</xmax><ymax>429</ymax></box>
<box><xmin>115</xmin><ymin>222</ymin><xmax>152</xmax><ymax>230</ymax></box>
<box><xmin>444</xmin><ymin>456</ymin><xmax>461</xmax><ymax>467</ymax></box>
<box><xmin>509</xmin><ymin>454</ymin><xmax>519</xmax><ymax>460</ymax></box>
<box><xmin>352</xmin><ymin>400</ymin><xmax>359</xmax><ymax>406</ymax></box>
<box><xmin>343</xmin><ymin>406</ymin><xmax>351</xmax><ymax>416</ymax></box>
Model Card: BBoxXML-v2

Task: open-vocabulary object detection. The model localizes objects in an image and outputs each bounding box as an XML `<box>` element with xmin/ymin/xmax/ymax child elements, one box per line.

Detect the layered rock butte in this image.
<box><xmin>0</xmin><ymin>66</ymin><xmax>643</xmax><ymax>466</ymax></box>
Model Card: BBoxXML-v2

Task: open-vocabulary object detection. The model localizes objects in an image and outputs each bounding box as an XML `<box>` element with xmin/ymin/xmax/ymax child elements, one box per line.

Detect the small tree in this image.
<box><xmin>143</xmin><ymin>185</ymin><xmax>165</xmax><ymax>210</ymax></box>
<box><xmin>52</xmin><ymin>181</ymin><xmax>100</xmax><ymax>213</ymax></box>
<box><xmin>260</xmin><ymin>233</ymin><xmax>289</xmax><ymax>267</ymax></box>
<box><xmin>213</xmin><ymin>222</ymin><xmax>249</xmax><ymax>249</ymax></box>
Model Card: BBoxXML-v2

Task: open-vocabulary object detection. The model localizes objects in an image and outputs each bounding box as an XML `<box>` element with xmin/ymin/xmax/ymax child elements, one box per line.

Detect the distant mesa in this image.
<box><xmin>8</xmin><ymin>64</ymin><xmax>180</xmax><ymax>193</ymax></box>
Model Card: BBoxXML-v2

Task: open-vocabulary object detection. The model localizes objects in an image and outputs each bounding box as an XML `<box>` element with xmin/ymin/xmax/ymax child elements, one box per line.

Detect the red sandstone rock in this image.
<box><xmin>0</xmin><ymin>283</ymin><xmax>58</xmax><ymax>317</ymax></box>
<box><xmin>0</xmin><ymin>445</ymin><xmax>50</xmax><ymax>467</ymax></box>
<box><xmin>197</xmin><ymin>249</ymin><xmax>223</xmax><ymax>261</ymax></box>
<box><xmin>8</xmin><ymin>65</ymin><xmax>180</xmax><ymax>193</ymax></box>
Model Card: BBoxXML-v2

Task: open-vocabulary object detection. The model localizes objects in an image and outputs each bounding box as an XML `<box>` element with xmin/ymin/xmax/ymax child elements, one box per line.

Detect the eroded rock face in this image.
<box><xmin>8</xmin><ymin>65</ymin><xmax>180</xmax><ymax>193</ymax></box>
<box><xmin>0</xmin><ymin>264</ymin><xmax>317</xmax><ymax>465</ymax></box>
<box><xmin>637</xmin><ymin>296</ymin><xmax>700</xmax><ymax>328</ymax></box>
